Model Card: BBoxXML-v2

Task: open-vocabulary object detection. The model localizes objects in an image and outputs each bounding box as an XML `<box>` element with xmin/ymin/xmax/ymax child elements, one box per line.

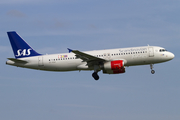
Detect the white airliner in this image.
<box><xmin>6</xmin><ymin>31</ymin><xmax>175</xmax><ymax>80</ymax></box>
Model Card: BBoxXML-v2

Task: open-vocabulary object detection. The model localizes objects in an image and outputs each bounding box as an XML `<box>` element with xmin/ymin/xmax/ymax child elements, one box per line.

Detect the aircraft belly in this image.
<box><xmin>44</xmin><ymin>60</ymin><xmax>80</xmax><ymax>71</ymax></box>
<box><xmin>126</xmin><ymin>56</ymin><xmax>153</xmax><ymax>66</ymax></box>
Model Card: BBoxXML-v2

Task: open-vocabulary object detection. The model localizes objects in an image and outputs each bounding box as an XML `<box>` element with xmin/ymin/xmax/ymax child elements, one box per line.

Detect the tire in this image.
<box><xmin>151</xmin><ymin>70</ymin><xmax>155</xmax><ymax>74</ymax></box>
<box><xmin>92</xmin><ymin>72</ymin><xmax>99</xmax><ymax>80</ymax></box>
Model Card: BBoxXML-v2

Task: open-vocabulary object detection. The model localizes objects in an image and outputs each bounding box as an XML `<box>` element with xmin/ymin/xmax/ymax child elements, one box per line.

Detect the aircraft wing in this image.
<box><xmin>68</xmin><ymin>48</ymin><xmax>106</xmax><ymax>65</ymax></box>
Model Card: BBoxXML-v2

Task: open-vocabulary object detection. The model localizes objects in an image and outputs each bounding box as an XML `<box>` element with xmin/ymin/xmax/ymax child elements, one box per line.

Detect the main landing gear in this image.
<box><xmin>92</xmin><ymin>72</ymin><xmax>99</xmax><ymax>80</ymax></box>
<box><xmin>150</xmin><ymin>64</ymin><xmax>155</xmax><ymax>74</ymax></box>
<box><xmin>92</xmin><ymin>65</ymin><xmax>100</xmax><ymax>80</ymax></box>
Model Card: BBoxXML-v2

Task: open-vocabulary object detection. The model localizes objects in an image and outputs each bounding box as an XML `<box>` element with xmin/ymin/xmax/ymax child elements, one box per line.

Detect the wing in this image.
<box><xmin>68</xmin><ymin>48</ymin><xmax>106</xmax><ymax>66</ymax></box>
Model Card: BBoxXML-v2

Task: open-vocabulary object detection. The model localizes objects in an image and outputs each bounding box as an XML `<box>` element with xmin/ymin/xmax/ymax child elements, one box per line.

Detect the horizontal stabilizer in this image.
<box><xmin>7</xmin><ymin>58</ymin><xmax>28</xmax><ymax>63</ymax></box>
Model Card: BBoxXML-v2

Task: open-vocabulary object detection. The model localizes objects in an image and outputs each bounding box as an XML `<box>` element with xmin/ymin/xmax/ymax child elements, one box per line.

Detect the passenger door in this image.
<box><xmin>149</xmin><ymin>47</ymin><xmax>154</xmax><ymax>57</ymax></box>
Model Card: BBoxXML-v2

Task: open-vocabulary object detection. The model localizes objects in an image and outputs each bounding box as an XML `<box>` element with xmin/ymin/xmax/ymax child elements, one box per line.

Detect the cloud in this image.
<box><xmin>6</xmin><ymin>10</ymin><xmax>26</xmax><ymax>18</ymax></box>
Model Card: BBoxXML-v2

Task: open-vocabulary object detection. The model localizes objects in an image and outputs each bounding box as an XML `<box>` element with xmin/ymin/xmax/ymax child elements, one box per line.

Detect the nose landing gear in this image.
<box><xmin>150</xmin><ymin>64</ymin><xmax>155</xmax><ymax>74</ymax></box>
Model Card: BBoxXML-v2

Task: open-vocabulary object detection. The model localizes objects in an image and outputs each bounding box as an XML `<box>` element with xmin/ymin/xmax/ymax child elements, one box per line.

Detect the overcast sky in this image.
<box><xmin>0</xmin><ymin>0</ymin><xmax>180</xmax><ymax>120</ymax></box>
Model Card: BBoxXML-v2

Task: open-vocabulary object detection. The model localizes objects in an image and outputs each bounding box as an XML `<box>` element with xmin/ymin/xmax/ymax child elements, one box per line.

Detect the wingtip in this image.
<box><xmin>67</xmin><ymin>48</ymin><xmax>73</xmax><ymax>53</ymax></box>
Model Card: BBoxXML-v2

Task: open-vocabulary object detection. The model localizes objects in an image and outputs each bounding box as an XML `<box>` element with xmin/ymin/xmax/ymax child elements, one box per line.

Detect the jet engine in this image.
<box><xmin>102</xmin><ymin>60</ymin><xmax>125</xmax><ymax>74</ymax></box>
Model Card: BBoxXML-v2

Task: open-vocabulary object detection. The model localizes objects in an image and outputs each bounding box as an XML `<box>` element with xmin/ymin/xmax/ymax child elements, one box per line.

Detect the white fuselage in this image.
<box><xmin>6</xmin><ymin>46</ymin><xmax>174</xmax><ymax>72</ymax></box>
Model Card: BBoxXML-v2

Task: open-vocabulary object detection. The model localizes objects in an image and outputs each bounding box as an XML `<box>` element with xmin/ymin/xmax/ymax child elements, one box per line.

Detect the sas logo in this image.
<box><xmin>16</xmin><ymin>49</ymin><xmax>32</xmax><ymax>57</ymax></box>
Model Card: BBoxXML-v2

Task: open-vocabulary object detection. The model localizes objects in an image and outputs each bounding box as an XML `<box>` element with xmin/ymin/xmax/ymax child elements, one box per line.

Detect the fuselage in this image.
<box><xmin>6</xmin><ymin>46</ymin><xmax>174</xmax><ymax>72</ymax></box>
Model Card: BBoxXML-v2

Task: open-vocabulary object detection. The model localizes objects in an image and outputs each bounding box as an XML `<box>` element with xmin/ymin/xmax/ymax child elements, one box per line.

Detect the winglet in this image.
<box><xmin>67</xmin><ymin>48</ymin><xmax>73</xmax><ymax>53</ymax></box>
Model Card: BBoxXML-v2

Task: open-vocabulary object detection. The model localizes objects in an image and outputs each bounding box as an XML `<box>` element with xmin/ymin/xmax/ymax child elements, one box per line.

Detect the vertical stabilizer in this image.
<box><xmin>7</xmin><ymin>31</ymin><xmax>42</xmax><ymax>58</ymax></box>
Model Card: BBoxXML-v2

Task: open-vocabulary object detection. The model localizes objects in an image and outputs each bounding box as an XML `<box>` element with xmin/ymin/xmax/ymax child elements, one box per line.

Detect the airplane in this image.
<box><xmin>6</xmin><ymin>31</ymin><xmax>175</xmax><ymax>80</ymax></box>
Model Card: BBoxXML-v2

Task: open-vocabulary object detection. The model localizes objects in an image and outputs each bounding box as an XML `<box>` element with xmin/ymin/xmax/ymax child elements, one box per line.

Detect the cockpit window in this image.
<box><xmin>159</xmin><ymin>49</ymin><xmax>167</xmax><ymax>52</ymax></box>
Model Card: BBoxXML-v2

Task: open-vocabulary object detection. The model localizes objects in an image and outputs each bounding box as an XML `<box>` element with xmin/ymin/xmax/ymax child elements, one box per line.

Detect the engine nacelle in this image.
<box><xmin>102</xmin><ymin>60</ymin><xmax>125</xmax><ymax>74</ymax></box>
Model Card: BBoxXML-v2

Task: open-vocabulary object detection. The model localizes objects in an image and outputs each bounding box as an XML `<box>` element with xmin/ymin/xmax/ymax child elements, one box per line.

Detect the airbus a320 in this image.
<box><xmin>6</xmin><ymin>31</ymin><xmax>175</xmax><ymax>80</ymax></box>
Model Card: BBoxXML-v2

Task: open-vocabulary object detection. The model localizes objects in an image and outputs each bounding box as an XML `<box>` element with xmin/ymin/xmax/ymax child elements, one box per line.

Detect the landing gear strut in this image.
<box><xmin>92</xmin><ymin>72</ymin><xmax>99</xmax><ymax>80</ymax></box>
<box><xmin>150</xmin><ymin>64</ymin><xmax>155</xmax><ymax>74</ymax></box>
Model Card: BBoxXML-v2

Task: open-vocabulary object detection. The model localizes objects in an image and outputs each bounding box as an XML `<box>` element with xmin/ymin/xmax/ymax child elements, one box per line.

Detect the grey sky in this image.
<box><xmin>0</xmin><ymin>0</ymin><xmax>180</xmax><ymax>120</ymax></box>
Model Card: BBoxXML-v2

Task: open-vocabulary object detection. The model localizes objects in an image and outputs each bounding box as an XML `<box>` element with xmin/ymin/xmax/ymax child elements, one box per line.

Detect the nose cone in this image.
<box><xmin>169</xmin><ymin>52</ymin><xmax>175</xmax><ymax>60</ymax></box>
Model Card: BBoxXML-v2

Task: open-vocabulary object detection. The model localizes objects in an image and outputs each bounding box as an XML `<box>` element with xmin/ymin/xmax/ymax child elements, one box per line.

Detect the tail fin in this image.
<box><xmin>7</xmin><ymin>31</ymin><xmax>42</xmax><ymax>58</ymax></box>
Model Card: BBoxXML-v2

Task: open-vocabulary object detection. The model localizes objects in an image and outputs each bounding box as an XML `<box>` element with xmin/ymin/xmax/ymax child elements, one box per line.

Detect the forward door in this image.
<box><xmin>148</xmin><ymin>47</ymin><xmax>154</xmax><ymax>57</ymax></box>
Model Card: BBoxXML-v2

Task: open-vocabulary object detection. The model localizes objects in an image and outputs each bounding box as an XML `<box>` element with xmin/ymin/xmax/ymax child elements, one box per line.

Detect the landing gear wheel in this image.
<box><xmin>92</xmin><ymin>72</ymin><xmax>99</xmax><ymax>80</ymax></box>
<box><xmin>150</xmin><ymin>64</ymin><xmax>155</xmax><ymax>74</ymax></box>
<box><xmin>151</xmin><ymin>70</ymin><xmax>155</xmax><ymax>74</ymax></box>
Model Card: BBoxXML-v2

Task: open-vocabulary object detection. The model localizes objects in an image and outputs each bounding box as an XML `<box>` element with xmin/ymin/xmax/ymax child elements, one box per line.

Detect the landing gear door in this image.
<box><xmin>149</xmin><ymin>47</ymin><xmax>154</xmax><ymax>57</ymax></box>
<box><xmin>38</xmin><ymin>57</ymin><xmax>44</xmax><ymax>66</ymax></box>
